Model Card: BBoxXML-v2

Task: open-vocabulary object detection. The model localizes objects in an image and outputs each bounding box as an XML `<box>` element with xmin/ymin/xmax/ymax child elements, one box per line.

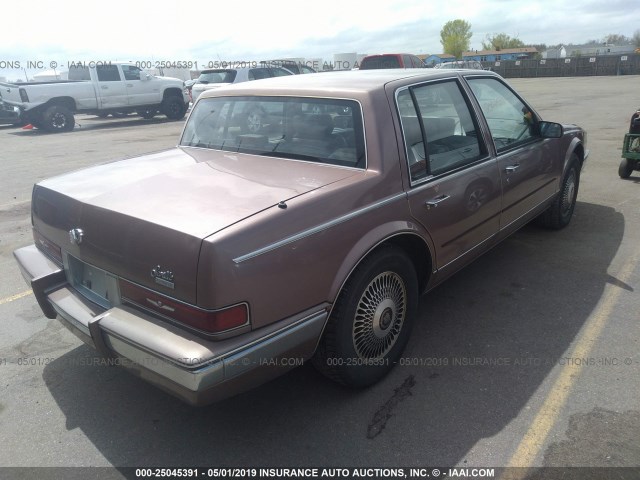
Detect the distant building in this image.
<box><xmin>420</xmin><ymin>54</ymin><xmax>455</xmax><ymax>67</ymax></box>
<box><xmin>33</xmin><ymin>69</ymin><xmax>68</xmax><ymax>81</ymax></box>
<box><xmin>463</xmin><ymin>47</ymin><xmax>538</xmax><ymax>62</ymax></box>
<box><xmin>548</xmin><ymin>44</ymin><xmax>637</xmax><ymax>58</ymax></box>
<box><xmin>331</xmin><ymin>53</ymin><xmax>366</xmax><ymax>70</ymax></box>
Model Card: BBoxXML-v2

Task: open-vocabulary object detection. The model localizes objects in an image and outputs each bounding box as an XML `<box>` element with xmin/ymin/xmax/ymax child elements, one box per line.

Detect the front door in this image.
<box><xmin>465</xmin><ymin>76</ymin><xmax>559</xmax><ymax>229</ymax></box>
<box><xmin>121</xmin><ymin>65</ymin><xmax>160</xmax><ymax>106</ymax></box>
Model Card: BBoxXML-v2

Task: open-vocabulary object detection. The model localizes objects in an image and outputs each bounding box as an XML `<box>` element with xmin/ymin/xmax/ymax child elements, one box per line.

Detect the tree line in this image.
<box><xmin>439</xmin><ymin>19</ymin><xmax>640</xmax><ymax>59</ymax></box>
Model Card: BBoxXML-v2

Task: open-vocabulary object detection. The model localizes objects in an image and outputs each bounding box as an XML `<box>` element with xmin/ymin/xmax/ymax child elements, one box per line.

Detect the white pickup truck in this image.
<box><xmin>0</xmin><ymin>62</ymin><xmax>189</xmax><ymax>132</ymax></box>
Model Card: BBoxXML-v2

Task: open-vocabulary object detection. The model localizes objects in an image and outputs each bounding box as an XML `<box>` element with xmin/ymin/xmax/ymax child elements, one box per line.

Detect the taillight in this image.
<box><xmin>119</xmin><ymin>279</ymin><xmax>249</xmax><ymax>335</ymax></box>
<box><xmin>33</xmin><ymin>230</ymin><xmax>63</xmax><ymax>265</ymax></box>
<box><xmin>19</xmin><ymin>88</ymin><xmax>29</xmax><ymax>103</ymax></box>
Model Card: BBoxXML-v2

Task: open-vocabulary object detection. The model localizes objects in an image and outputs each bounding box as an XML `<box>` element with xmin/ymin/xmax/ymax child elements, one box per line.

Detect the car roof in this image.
<box><xmin>199</xmin><ymin>68</ymin><xmax>493</xmax><ymax>99</ymax></box>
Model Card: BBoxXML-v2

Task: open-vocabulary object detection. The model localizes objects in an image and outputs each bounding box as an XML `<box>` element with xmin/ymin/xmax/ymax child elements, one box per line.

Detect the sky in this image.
<box><xmin>0</xmin><ymin>0</ymin><xmax>638</xmax><ymax>80</ymax></box>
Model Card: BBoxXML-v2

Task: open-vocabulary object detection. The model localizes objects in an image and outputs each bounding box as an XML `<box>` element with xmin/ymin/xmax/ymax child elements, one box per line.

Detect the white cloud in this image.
<box><xmin>0</xmin><ymin>0</ymin><xmax>637</xmax><ymax>80</ymax></box>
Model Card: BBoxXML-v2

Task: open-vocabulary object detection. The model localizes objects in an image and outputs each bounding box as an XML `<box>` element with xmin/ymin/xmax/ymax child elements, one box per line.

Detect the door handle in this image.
<box><xmin>425</xmin><ymin>194</ymin><xmax>450</xmax><ymax>209</ymax></box>
<box><xmin>100</xmin><ymin>85</ymin><xmax>108</xmax><ymax>89</ymax></box>
<box><xmin>505</xmin><ymin>164</ymin><xmax>520</xmax><ymax>173</ymax></box>
<box><xmin>126</xmin><ymin>84</ymin><xmax>133</xmax><ymax>87</ymax></box>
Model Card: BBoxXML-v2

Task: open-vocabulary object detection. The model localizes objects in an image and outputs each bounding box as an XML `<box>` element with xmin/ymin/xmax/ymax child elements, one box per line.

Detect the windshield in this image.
<box><xmin>180</xmin><ymin>96</ymin><xmax>366</xmax><ymax>168</ymax></box>
<box><xmin>198</xmin><ymin>70</ymin><xmax>237</xmax><ymax>84</ymax></box>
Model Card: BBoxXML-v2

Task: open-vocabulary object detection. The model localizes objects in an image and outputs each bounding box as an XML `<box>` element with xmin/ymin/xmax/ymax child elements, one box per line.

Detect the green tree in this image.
<box><xmin>481</xmin><ymin>33</ymin><xmax>525</xmax><ymax>51</ymax></box>
<box><xmin>634</xmin><ymin>30</ymin><xmax>640</xmax><ymax>48</ymax></box>
<box><xmin>440</xmin><ymin>19</ymin><xmax>472</xmax><ymax>59</ymax></box>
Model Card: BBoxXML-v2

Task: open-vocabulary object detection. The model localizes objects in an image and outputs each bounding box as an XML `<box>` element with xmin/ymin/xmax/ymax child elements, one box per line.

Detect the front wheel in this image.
<box><xmin>161</xmin><ymin>96</ymin><xmax>187</xmax><ymax>120</ymax></box>
<box><xmin>312</xmin><ymin>246</ymin><xmax>418</xmax><ymax>387</ymax></box>
<box><xmin>618</xmin><ymin>158</ymin><xmax>633</xmax><ymax>179</ymax></box>
<box><xmin>42</xmin><ymin>105</ymin><xmax>75</xmax><ymax>132</ymax></box>
<box><xmin>537</xmin><ymin>153</ymin><xmax>580</xmax><ymax>229</ymax></box>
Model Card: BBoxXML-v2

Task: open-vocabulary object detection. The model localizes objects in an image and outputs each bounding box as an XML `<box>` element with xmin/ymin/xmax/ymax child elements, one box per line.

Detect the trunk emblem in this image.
<box><xmin>69</xmin><ymin>228</ymin><xmax>84</xmax><ymax>245</ymax></box>
<box><xmin>151</xmin><ymin>265</ymin><xmax>175</xmax><ymax>289</ymax></box>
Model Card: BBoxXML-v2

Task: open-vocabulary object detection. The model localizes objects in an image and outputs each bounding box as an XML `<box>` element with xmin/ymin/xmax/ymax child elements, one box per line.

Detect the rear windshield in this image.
<box><xmin>180</xmin><ymin>96</ymin><xmax>366</xmax><ymax>168</ymax></box>
<box><xmin>360</xmin><ymin>55</ymin><xmax>401</xmax><ymax>69</ymax></box>
<box><xmin>198</xmin><ymin>70</ymin><xmax>237</xmax><ymax>84</ymax></box>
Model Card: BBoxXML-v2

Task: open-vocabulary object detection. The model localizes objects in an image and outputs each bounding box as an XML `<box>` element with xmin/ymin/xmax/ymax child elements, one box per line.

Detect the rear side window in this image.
<box><xmin>397</xmin><ymin>80</ymin><xmax>486</xmax><ymax>183</ymax></box>
<box><xmin>199</xmin><ymin>70</ymin><xmax>237</xmax><ymax>83</ymax></box>
<box><xmin>96</xmin><ymin>65</ymin><xmax>121</xmax><ymax>82</ymax></box>
<box><xmin>270</xmin><ymin>68</ymin><xmax>293</xmax><ymax>77</ymax></box>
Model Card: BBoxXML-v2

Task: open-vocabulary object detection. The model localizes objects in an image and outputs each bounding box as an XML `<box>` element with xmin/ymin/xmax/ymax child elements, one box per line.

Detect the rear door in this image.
<box><xmin>94</xmin><ymin>64</ymin><xmax>128</xmax><ymax>108</ymax></box>
<box><xmin>397</xmin><ymin>79</ymin><xmax>501</xmax><ymax>271</ymax></box>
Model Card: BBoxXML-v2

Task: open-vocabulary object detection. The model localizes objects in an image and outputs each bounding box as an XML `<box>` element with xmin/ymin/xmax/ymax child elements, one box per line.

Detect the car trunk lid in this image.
<box><xmin>32</xmin><ymin>147</ymin><xmax>358</xmax><ymax>304</ymax></box>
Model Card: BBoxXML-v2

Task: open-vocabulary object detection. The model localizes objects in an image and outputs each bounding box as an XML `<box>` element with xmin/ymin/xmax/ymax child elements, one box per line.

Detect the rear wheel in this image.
<box><xmin>312</xmin><ymin>247</ymin><xmax>418</xmax><ymax>387</ymax></box>
<box><xmin>138</xmin><ymin>108</ymin><xmax>157</xmax><ymax>119</ymax></box>
<box><xmin>618</xmin><ymin>158</ymin><xmax>633</xmax><ymax>179</ymax></box>
<box><xmin>161</xmin><ymin>96</ymin><xmax>187</xmax><ymax>120</ymax></box>
<box><xmin>42</xmin><ymin>105</ymin><xmax>75</xmax><ymax>132</ymax></box>
<box><xmin>537</xmin><ymin>153</ymin><xmax>580</xmax><ymax>229</ymax></box>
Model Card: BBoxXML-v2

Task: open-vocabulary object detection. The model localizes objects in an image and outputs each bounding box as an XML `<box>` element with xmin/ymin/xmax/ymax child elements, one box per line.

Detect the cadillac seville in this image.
<box><xmin>14</xmin><ymin>69</ymin><xmax>587</xmax><ymax>405</ymax></box>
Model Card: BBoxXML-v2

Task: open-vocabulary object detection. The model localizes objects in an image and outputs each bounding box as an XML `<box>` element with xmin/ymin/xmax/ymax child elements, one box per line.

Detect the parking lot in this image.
<box><xmin>0</xmin><ymin>76</ymin><xmax>639</xmax><ymax>476</ymax></box>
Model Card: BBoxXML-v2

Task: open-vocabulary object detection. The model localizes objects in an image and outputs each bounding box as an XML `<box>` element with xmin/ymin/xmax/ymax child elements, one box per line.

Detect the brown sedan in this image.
<box><xmin>14</xmin><ymin>69</ymin><xmax>587</xmax><ymax>405</ymax></box>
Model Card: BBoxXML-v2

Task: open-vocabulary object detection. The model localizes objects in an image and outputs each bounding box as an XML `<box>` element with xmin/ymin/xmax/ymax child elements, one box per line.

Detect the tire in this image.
<box><xmin>312</xmin><ymin>246</ymin><xmax>418</xmax><ymax>387</ymax></box>
<box><xmin>245</xmin><ymin>109</ymin><xmax>263</xmax><ymax>133</ymax></box>
<box><xmin>161</xmin><ymin>96</ymin><xmax>187</xmax><ymax>120</ymax></box>
<box><xmin>537</xmin><ymin>153</ymin><xmax>580</xmax><ymax>229</ymax></box>
<box><xmin>42</xmin><ymin>105</ymin><xmax>75</xmax><ymax>132</ymax></box>
<box><xmin>138</xmin><ymin>108</ymin><xmax>157</xmax><ymax>119</ymax></box>
<box><xmin>618</xmin><ymin>158</ymin><xmax>633</xmax><ymax>179</ymax></box>
<box><xmin>96</xmin><ymin>112</ymin><xmax>109</xmax><ymax>118</ymax></box>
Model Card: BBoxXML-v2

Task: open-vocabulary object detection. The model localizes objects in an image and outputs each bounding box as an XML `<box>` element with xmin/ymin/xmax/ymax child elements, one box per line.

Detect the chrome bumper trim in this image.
<box><xmin>14</xmin><ymin>244</ymin><xmax>328</xmax><ymax>405</ymax></box>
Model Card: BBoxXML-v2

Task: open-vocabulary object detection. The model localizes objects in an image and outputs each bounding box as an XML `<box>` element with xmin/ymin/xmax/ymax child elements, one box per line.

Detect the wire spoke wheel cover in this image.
<box><xmin>352</xmin><ymin>271</ymin><xmax>406</xmax><ymax>359</ymax></box>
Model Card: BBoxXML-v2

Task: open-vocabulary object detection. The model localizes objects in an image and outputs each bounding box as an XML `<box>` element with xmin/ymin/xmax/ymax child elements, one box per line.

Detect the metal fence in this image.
<box><xmin>483</xmin><ymin>54</ymin><xmax>640</xmax><ymax>78</ymax></box>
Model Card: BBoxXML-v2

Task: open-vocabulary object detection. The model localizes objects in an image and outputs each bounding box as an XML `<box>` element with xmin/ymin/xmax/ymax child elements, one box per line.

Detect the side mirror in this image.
<box><xmin>539</xmin><ymin>121</ymin><xmax>563</xmax><ymax>138</ymax></box>
<box><xmin>141</xmin><ymin>73</ymin><xmax>152</xmax><ymax>81</ymax></box>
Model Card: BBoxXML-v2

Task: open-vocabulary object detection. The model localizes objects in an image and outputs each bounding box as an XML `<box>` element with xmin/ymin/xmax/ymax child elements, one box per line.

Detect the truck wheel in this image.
<box><xmin>312</xmin><ymin>246</ymin><xmax>418</xmax><ymax>387</ymax></box>
<box><xmin>161</xmin><ymin>96</ymin><xmax>187</xmax><ymax>120</ymax></box>
<box><xmin>618</xmin><ymin>158</ymin><xmax>633</xmax><ymax>179</ymax></box>
<box><xmin>138</xmin><ymin>108</ymin><xmax>157</xmax><ymax>119</ymax></box>
<box><xmin>42</xmin><ymin>105</ymin><xmax>75</xmax><ymax>132</ymax></box>
<box><xmin>537</xmin><ymin>154</ymin><xmax>580</xmax><ymax>229</ymax></box>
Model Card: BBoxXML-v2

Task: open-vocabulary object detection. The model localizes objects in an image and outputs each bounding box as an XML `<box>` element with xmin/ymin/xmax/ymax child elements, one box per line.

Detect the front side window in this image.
<box><xmin>467</xmin><ymin>77</ymin><xmax>536</xmax><ymax>152</ymax></box>
<box><xmin>180</xmin><ymin>96</ymin><xmax>365</xmax><ymax>168</ymax></box>
<box><xmin>121</xmin><ymin>65</ymin><xmax>142</xmax><ymax>81</ymax></box>
<box><xmin>397</xmin><ymin>80</ymin><xmax>486</xmax><ymax>183</ymax></box>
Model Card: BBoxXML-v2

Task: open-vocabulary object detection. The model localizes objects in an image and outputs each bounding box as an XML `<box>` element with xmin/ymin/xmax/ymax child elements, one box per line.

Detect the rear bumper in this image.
<box><xmin>14</xmin><ymin>244</ymin><xmax>328</xmax><ymax>405</ymax></box>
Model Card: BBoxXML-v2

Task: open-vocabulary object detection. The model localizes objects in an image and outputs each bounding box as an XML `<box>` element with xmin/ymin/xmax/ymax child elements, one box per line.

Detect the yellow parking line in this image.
<box><xmin>504</xmin><ymin>253</ymin><xmax>639</xmax><ymax>475</ymax></box>
<box><xmin>0</xmin><ymin>290</ymin><xmax>33</xmax><ymax>305</ymax></box>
